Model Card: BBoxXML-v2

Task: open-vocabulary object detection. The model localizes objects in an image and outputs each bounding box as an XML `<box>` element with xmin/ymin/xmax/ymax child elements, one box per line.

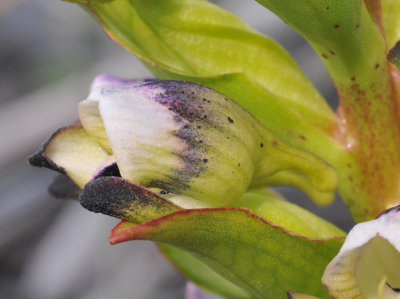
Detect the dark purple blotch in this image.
<box><xmin>80</xmin><ymin>176</ymin><xmax>178</xmax><ymax>222</ymax></box>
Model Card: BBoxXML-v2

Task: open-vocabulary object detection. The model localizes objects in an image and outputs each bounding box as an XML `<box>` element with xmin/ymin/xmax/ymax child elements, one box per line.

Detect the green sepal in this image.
<box><xmin>110</xmin><ymin>208</ymin><xmax>344</xmax><ymax>299</ymax></box>
<box><xmin>82</xmin><ymin>0</ymin><xmax>337</xmax><ymax>153</ymax></box>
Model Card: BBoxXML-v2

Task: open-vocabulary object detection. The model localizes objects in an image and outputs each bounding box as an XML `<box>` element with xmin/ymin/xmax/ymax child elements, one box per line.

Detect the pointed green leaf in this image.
<box><xmin>82</xmin><ymin>0</ymin><xmax>338</xmax><ymax>157</ymax></box>
<box><xmin>159</xmin><ymin>190</ymin><xmax>344</xmax><ymax>298</ymax></box>
<box><xmin>110</xmin><ymin>208</ymin><xmax>344</xmax><ymax>298</ymax></box>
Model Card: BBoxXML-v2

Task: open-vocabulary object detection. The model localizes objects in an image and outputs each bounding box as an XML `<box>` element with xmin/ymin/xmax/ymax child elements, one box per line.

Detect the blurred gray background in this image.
<box><xmin>0</xmin><ymin>1</ymin><xmax>353</xmax><ymax>298</ymax></box>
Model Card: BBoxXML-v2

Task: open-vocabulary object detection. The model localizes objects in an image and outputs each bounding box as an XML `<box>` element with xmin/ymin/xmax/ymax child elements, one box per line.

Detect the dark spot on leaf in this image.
<box><xmin>334</xmin><ymin>24</ymin><xmax>340</xmax><ymax>29</ymax></box>
<box><xmin>326</xmin><ymin>6</ymin><xmax>330</xmax><ymax>10</ymax></box>
<box><xmin>330</xmin><ymin>50</ymin><xmax>335</xmax><ymax>55</ymax></box>
<box><xmin>227</xmin><ymin>116</ymin><xmax>234</xmax><ymax>123</ymax></box>
<box><xmin>356</xmin><ymin>24</ymin><xmax>360</xmax><ymax>29</ymax></box>
<box><xmin>351</xmin><ymin>77</ymin><xmax>356</xmax><ymax>81</ymax></box>
<box><xmin>260</xmin><ymin>143</ymin><xmax>264</xmax><ymax>148</ymax></box>
<box><xmin>300</xmin><ymin>135</ymin><xmax>306</xmax><ymax>140</ymax></box>
<box><xmin>322</xmin><ymin>54</ymin><xmax>328</xmax><ymax>59</ymax></box>
<box><xmin>238</xmin><ymin>163</ymin><xmax>240</xmax><ymax>167</ymax></box>
<box><xmin>203</xmin><ymin>159</ymin><xmax>208</xmax><ymax>163</ymax></box>
<box><xmin>375</xmin><ymin>63</ymin><xmax>380</xmax><ymax>69</ymax></box>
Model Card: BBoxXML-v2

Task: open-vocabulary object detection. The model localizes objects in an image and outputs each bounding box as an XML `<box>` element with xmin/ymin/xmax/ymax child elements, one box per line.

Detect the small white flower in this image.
<box><xmin>322</xmin><ymin>206</ymin><xmax>400</xmax><ymax>299</ymax></box>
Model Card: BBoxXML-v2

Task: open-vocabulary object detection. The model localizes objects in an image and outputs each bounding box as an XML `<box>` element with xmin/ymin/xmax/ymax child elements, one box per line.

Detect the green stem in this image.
<box><xmin>256</xmin><ymin>0</ymin><xmax>400</xmax><ymax>221</ymax></box>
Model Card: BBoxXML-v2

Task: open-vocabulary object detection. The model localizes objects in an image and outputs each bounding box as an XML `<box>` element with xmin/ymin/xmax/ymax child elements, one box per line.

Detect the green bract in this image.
<box><xmin>84</xmin><ymin>0</ymin><xmax>340</xmax><ymax>162</ymax></box>
<box><xmin>110</xmin><ymin>208</ymin><xmax>344</xmax><ymax>299</ymax></box>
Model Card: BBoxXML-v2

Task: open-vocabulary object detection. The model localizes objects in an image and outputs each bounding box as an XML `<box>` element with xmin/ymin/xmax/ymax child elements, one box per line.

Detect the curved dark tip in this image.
<box><xmin>386</xmin><ymin>282</ymin><xmax>400</xmax><ymax>293</ymax></box>
<box><xmin>27</xmin><ymin>126</ymin><xmax>78</xmax><ymax>174</ymax></box>
<box><xmin>80</xmin><ymin>176</ymin><xmax>130</xmax><ymax>217</ymax></box>
<box><xmin>28</xmin><ymin>142</ymin><xmax>66</xmax><ymax>175</ymax></box>
<box><xmin>80</xmin><ymin>176</ymin><xmax>180</xmax><ymax>222</ymax></box>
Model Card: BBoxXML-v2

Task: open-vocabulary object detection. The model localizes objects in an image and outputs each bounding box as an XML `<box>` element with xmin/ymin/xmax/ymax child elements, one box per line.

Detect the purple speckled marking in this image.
<box><xmin>113</xmin><ymin>81</ymin><xmax>215</xmax><ymax>192</ymax></box>
<box><xmin>90</xmin><ymin>78</ymin><xmax>227</xmax><ymax>195</ymax></box>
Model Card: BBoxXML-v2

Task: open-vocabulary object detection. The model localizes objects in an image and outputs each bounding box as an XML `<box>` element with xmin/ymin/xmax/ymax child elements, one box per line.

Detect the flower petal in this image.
<box><xmin>28</xmin><ymin>125</ymin><xmax>109</xmax><ymax>189</ymax></box>
<box><xmin>80</xmin><ymin>78</ymin><xmax>338</xmax><ymax>207</ymax></box>
<box><xmin>322</xmin><ymin>205</ymin><xmax>400</xmax><ymax>298</ymax></box>
<box><xmin>81</xmin><ymin>79</ymin><xmax>258</xmax><ymax>207</ymax></box>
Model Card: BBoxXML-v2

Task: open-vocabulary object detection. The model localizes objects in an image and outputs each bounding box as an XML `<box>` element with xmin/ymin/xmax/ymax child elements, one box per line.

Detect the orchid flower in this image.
<box><xmin>29</xmin><ymin>74</ymin><xmax>337</xmax><ymax>218</ymax></box>
<box><xmin>29</xmin><ymin>75</ymin><xmax>344</xmax><ymax>298</ymax></box>
<box><xmin>322</xmin><ymin>205</ymin><xmax>400</xmax><ymax>299</ymax></box>
<box><xmin>28</xmin><ymin>0</ymin><xmax>400</xmax><ymax>297</ymax></box>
